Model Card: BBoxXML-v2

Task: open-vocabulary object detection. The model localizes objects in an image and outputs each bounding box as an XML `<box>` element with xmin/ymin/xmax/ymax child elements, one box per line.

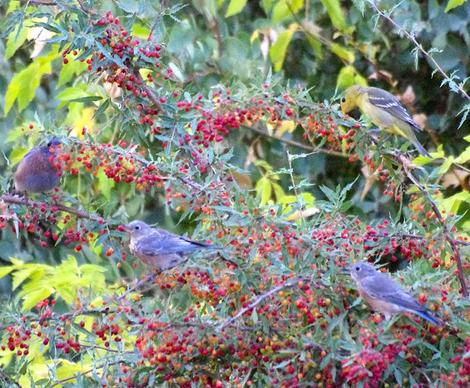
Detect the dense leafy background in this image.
<box><xmin>0</xmin><ymin>0</ymin><xmax>469</xmax><ymax>386</ymax></box>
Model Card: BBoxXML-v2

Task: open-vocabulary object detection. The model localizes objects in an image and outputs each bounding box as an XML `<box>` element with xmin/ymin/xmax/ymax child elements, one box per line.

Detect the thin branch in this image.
<box><xmin>246</xmin><ymin>125</ymin><xmax>347</xmax><ymax>157</ymax></box>
<box><xmin>0</xmin><ymin>194</ymin><xmax>104</xmax><ymax>223</ymax></box>
<box><xmin>217</xmin><ymin>277</ymin><xmax>301</xmax><ymax>330</ymax></box>
<box><xmin>0</xmin><ymin>366</ymin><xmax>20</xmax><ymax>388</ymax></box>
<box><xmin>396</xmin><ymin>153</ymin><xmax>468</xmax><ymax>297</ymax></box>
<box><xmin>51</xmin><ymin>360</ymin><xmax>123</xmax><ymax>387</ymax></box>
<box><xmin>368</xmin><ymin>0</ymin><xmax>470</xmax><ymax>103</ymax></box>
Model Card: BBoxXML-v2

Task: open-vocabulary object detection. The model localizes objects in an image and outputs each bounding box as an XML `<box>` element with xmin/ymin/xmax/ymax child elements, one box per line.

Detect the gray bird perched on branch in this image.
<box><xmin>123</xmin><ymin>220</ymin><xmax>222</xmax><ymax>271</ymax></box>
<box><xmin>347</xmin><ymin>261</ymin><xmax>442</xmax><ymax>326</ymax></box>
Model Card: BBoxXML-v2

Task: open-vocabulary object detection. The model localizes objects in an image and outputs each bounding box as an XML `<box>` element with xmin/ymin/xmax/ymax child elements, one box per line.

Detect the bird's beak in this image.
<box><xmin>122</xmin><ymin>224</ymin><xmax>132</xmax><ymax>232</ymax></box>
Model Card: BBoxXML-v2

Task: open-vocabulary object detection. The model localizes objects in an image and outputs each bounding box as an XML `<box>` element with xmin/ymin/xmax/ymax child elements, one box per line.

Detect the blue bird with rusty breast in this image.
<box><xmin>14</xmin><ymin>138</ymin><xmax>62</xmax><ymax>194</ymax></box>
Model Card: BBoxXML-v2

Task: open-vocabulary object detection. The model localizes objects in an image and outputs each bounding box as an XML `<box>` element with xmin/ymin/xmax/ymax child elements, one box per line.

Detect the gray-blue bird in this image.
<box><xmin>124</xmin><ymin>220</ymin><xmax>220</xmax><ymax>271</ymax></box>
<box><xmin>14</xmin><ymin>138</ymin><xmax>62</xmax><ymax>193</ymax></box>
<box><xmin>348</xmin><ymin>261</ymin><xmax>442</xmax><ymax>326</ymax></box>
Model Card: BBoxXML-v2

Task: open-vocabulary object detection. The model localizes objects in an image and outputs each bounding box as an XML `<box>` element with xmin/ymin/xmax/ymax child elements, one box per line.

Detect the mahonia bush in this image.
<box><xmin>0</xmin><ymin>1</ymin><xmax>469</xmax><ymax>387</ymax></box>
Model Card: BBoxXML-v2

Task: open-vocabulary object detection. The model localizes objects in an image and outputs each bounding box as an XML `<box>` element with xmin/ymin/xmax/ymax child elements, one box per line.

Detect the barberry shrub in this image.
<box><xmin>1</xmin><ymin>1</ymin><xmax>469</xmax><ymax>387</ymax></box>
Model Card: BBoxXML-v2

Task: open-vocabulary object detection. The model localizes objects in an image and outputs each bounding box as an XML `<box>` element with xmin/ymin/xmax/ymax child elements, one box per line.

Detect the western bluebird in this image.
<box><xmin>348</xmin><ymin>261</ymin><xmax>442</xmax><ymax>326</ymax></box>
<box><xmin>14</xmin><ymin>138</ymin><xmax>62</xmax><ymax>193</ymax></box>
<box><xmin>124</xmin><ymin>220</ymin><xmax>220</xmax><ymax>271</ymax></box>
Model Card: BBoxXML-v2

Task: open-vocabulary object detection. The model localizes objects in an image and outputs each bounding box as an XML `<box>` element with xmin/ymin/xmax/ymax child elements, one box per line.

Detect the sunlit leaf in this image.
<box><xmin>320</xmin><ymin>0</ymin><xmax>348</xmax><ymax>32</ymax></box>
<box><xmin>269</xmin><ymin>24</ymin><xmax>298</xmax><ymax>72</ymax></box>
<box><xmin>445</xmin><ymin>0</ymin><xmax>467</xmax><ymax>12</ymax></box>
<box><xmin>225</xmin><ymin>0</ymin><xmax>247</xmax><ymax>17</ymax></box>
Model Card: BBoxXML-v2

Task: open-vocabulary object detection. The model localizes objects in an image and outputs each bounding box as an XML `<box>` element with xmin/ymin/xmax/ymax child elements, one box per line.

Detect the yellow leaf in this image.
<box><xmin>56</xmin><ymin>359</ymin><xmax>91</xmax><ymax>382</ymax></box>
<box><xmin>330</xmin><ymin>43</ymin><xmax>355</xmax><ymax>63</ymax></box>
<box><xmin>0</xmin><ymin>266</ymin><xmax>14</xmax><ymax>279</ymax></box>
<box><xmin>269</xmin><ymin>24</ymin><xmax>298</xmax><ymax>72</ymax></box>
<box><xmin>66</xmin><ymin>104</ymin><xmax>96</xmax><ymax>138</ymax></box>
<box><xmin>285</xmin><ymin>207</ymin><xmax>320</xmax><ymax>221</ymax></box>
<box><xmin>250</xmin><ymin>29</ymin><xmax>260</xmax><ymax>43</ymax></box>
<box><xmin>21</xmin><ymin>287</ymin><xmax>54</xmax><ymax>311</ymax></box>
<box><xmin>320</xmin><ymin>0</ymin><xmax>348</xmax><ymax>32</ymax></box>
<box><xmin>255</xmin><ymin>176</ymin><xmax>272</xmax><ymax>205</ymax></box>
<box><xmin>336</xmin><ymin>65</ymin><xmax>367</xmax><ymax>90</ymax></box>
<box><xmin>275</xmin><ymin>120</ymin><xmax>296</xmax><ymax>137</ymax></box>
<box><xmin>225</xmin><ymin>0</ymin><xmax>248</xmax><ymax>17</ymax></box>
<box><xmin>445</xmin><ymin>0</ymin><xmax>466</xmax><ymax>12</ymax></box>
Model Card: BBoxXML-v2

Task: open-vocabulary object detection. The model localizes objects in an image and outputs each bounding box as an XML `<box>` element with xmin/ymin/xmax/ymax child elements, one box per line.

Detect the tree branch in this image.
<box><xmin>245</xmin><ymin>125</ymin><xmax>347</xmax><ymax>158</ymax></box>
<box><xmin>396</xmin><ymin>154</ymin><xmax>468</xmax><ymax>297</ymax></box>
<box><xmin>217</xmin><ymin>277</ymin><xmax>302</xmax><ymax>330</ymax></box>
<box><xmin>368</xmin><ymin>0</ymin><xmax>470</xmax><ymax>103</ymax></box>
<box><xmin>0</xmin><ymin>194</ymin><xmax>104</xmax><ymax>223</ymax></box>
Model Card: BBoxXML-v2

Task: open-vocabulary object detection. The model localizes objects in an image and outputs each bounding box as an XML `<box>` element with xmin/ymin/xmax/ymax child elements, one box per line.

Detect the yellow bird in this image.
<box><xmin>341</xmin><ymin>85</ymin><xmax>431</xmax><ymax>157</ymax></box>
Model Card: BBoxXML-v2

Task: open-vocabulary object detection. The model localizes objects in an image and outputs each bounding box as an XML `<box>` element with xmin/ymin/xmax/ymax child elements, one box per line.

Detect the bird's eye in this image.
<box><xmin>355</xmin><ymin>266</ymin><xmax>360</xmax><ymax>271</ymax></box>
<box><xmin>134</xmin><ymin>225</ymin><xmax>141</xmax><ymax>231</ymax></box>
<box><xmin>341</xmin><ymin>97</ymin><xmax>346</xmax><ymax>103</ymax></box>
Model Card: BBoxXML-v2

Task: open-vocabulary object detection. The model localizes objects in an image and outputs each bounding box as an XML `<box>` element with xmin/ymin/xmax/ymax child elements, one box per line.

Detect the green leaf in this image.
<box><xmin>4</xmin><ymin>56</ymin><xmax>54</xmax><ymax>115</ymax></box>
<box><xmin>96</xmin><ymin>169</ymin><xmax>114</xmax><ymax>201</ymax></box>
<box><xmin>131</xmin><ymin>23</ymin><xmax>150</xmax><ymax>38</ymax></box>
<box><xmin>0</xmin><ymin>266</ymin><xmax>14</xmax><ymax>279</ymax></box>
<box><xmin>445</xmin><ymin>0</ymin><xmax>467</xmax><ymax>12</ymax></box>
<box><xmin>336</xmin><ymin>65</ymin><xmax>367</xmax><ymax>90</ymax></box>
<box><xmin>320</xmin><ymin>0</ymin><xmax>348</xmax><ymax>32</ymax></box>
<box><xmin>58</xmin><ymin>59</ymin><xmax>88</xmax><ymax>87</ymax></box>
<box><xmin>272</xmin><ymin>0</ymin><xmax>304</xmax><ymax>24</ymax></box>
<box><xmin>439</xmin><ymin>191</ymin><xmax>470</xmax><ymax>214</ymax></box>
<box><xmin>454</xmin><ymin>147</ymin><xmax>470</xmax><ymax>164</ymax></box>
<box><xmin>269</xmin><ymin>24</ymin><xmax>298</xmax><ymax>72</ymax></box>
<box><xmin>22</xmin><ymin>287</ymin><xmax>54</xmax><ymax>311</ymax></box>
<box><xmin>225</xmin><ymin>0</ymin><xmax>247</xmax><ymax>17</ymax></box>
<box><xmin>306</xmin><ymin>35</ymin><xmax>323</xmax><ymax>59</ymax></box>
<box><xmin>12</xmin><ymin>265</ymin><xmax>45</xmax><ymax>291</ymax></box>
<box><xmin>330</xmin><ymin>43</ymin><xmax>355</xmax><ymax>63</ymax></box>
<box><xmin>256</xmin><ymin>176</ymin><xmax>272</xmax><ymax>205</ymax></box>
<box><xmin>5</xmin><ymin>25</ymin><xmax>28</xmax><ymax>59</ymax></box>
<box><xmin>56</xmin><ymin>85</ymin><xmax>94</xmax><ymax>108</ymax></box>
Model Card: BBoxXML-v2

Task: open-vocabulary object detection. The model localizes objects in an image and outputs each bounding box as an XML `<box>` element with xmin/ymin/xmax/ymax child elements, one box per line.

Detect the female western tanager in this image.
<box><xmin>340</xmin><ymin>85</ymin><xmax>431</xmax><ymax>157</ymax></box>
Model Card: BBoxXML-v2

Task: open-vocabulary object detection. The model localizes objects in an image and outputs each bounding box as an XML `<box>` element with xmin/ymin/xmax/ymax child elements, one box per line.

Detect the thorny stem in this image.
<box><xmin>218</xmin><ymin>277</ymin><xmax>304</xmax><ymax>330</ymax></box>
<box><xmin>369</xmin><ymin>0</ymin><xmax>470</xmax><ymax>103</ymax></box>
<box><xmin>397</xmin><ymin>154</ymin><xmax>468</xmax><ymax>297</ymax></box>
<box><xmin>0</xmin><ymin>194</ymin><xmax>104</xmax><ymax>223</ymax></box>
<box><xmin>246</xmin><ymin>125</ymin><xmax>347</xmax><ymax>157</ymax></box>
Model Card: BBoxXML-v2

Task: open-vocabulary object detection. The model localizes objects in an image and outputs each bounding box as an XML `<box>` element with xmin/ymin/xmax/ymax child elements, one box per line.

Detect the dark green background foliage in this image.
<box><xmin>0</xmin><ymin>0</ymin><xmax>469</xmax><ymax>386</ymax></box>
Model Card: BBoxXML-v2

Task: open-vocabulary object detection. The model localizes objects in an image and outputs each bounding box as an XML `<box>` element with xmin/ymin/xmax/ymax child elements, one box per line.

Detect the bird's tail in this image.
<box><xmin>410</xmin><ymin>138</ymin><xmax>431</xmax><ymax>158</ymax></box>
<box><xmin>414</xmin><ymin>309</ymin><xmax>443</xmax><ymax>326</ymax></box>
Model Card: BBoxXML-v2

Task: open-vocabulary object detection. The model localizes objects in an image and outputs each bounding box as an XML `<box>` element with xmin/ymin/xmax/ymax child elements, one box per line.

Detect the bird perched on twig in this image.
<box><xmin>123</xmin><ymin>220</ymin><xmax>222</xmax><ymax>271</ymax></box>
<box><xmin>347</xmin><ymin>261</ymin><xmax>442</xmax><ymax>326</ymax></box>
<box><xmin>14</xmin><ymin>138</ymin><xmax>62</xmax><ymax>194</ymax></box>
<box><xmin>340</xmin><ymin>86</ymin><xmax>431</xmax><ymax>157</ymax></box>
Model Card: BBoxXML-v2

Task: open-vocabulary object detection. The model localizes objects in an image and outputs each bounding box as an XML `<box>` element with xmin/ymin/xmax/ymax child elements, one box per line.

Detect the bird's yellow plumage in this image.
<box><xmin>341</xmin><ymin>85</ymin><xmax>430</xmax><ymax>157</ymax></box>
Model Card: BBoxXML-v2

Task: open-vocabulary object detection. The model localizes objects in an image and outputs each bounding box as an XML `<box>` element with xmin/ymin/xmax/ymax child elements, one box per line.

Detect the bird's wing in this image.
<box><xmin>137</xmin><ymin>229</ymin><xmax>210</xmax><ymax>256</ymax></box>
<box><xmin>367</xmin><ymin>87</ymin><xmax>422</xmax><ymax>131</ymax></box>
<box><xmin>361</xmin><ymin>273</ymin><xmax>423</xmax><ymax>311</ymax></box>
